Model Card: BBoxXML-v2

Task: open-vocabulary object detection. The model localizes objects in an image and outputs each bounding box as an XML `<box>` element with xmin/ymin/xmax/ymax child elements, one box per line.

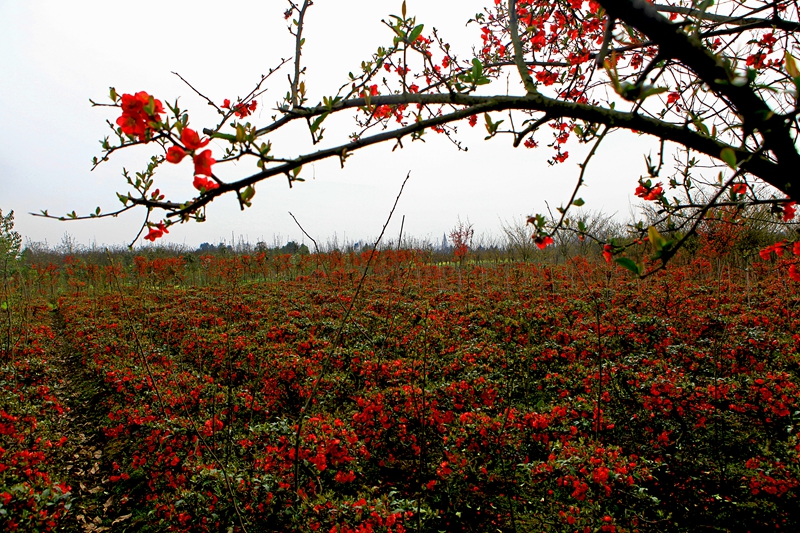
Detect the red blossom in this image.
<box><xmin>635</xmin><ymin>181</ymin><xmax>663</xmax><ymax>201</ymax></box>
<box><xmin>193</xmin><ymin>175</ymin><xmax>219</xmax><ymax>192</ymax></box>
<box><xmin>193</xmin><ymin>149</ymin><xmax>216</xmax><ymax>176</ymax></box>
<box><xmin>222</xmin><ymin>98</ymin><xmax>258</xmax><ymax>118</ymax></box>
<box><xmin>534</xmin><ymin>236</ymin><xmax>554</xmax><ymax>249</ymax></box>
<box><xmin>334</xmin><ymin>470</ymin><xmax>356</xmax><ymax>483</ymax></box>
<box><xmin>783</xmin><ymin>201</ymin><xmax>796</xmax><ymax>222</ymax></box>
<box><xmin>144</xmin><ymin>221</ymin><xmax>169</xmax><ymax>242</ymax></box>
<box><xmin>201</xmin><ymin>416</ymin><xmax>224</xmax><ymax>436</ymax></box>
<box><xmin>603</xmin><ymin>244</ymin><xmax>613</xmax><ymax>263</ymax></box>
<box><xmin>181</xmin><ymin>128</ymin><xmax>210</xmax><ymax>151</ymax></box>
<box><xmin>166</xmin><ymin>146</ymin><xmax>186</xmax><ymax>164</ymax></box>
<box><xmin>789</xmin><ymin>264</ymin><xmax>800</xmax><ymax>282</ymax></box>
<box><xmin>374</xmin><ymin>105</ymin><xmax>392</xmax><ymax>119</ymax></box>
<box><xmin>667</xmin><ymin>92</ymin><xmax>680</xmax><ymax>105</ymax></box>
<box><xmin>759</xmin><ymin>241</ymin><xmax>786</xmax><ymax>260</ymax></box>
<box><xmin>116</xmin><ymin>91</ymin><xmax>164</xmax><ymax>141</ymax></box>
<box><xmin>732</xmin><ymin>183</ymin><xmax>747</xmax><ymax>195</ymax></box>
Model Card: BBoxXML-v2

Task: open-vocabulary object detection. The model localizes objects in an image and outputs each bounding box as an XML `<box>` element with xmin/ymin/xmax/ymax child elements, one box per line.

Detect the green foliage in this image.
<box><xmin>0</xmin><ymin>210</ymin><xmax>22</xmax><ymax>275</ymax></box>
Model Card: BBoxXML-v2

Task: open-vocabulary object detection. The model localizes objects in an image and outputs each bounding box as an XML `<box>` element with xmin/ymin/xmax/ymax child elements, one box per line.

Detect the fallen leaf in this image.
<box><xmin>111</xmin><ymin>514</ymin><xmax>132</xmax><ymax>525</ymax></box>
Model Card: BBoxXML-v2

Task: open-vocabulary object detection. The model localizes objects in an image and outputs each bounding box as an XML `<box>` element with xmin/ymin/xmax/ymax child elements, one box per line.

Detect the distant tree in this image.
<box><xmin>280</xmin><ymin>241</ymin><xmax>310</xmax><ymax>255</ymax></box>
<box><xmin>501</xmin><ymin>216</ymin><xmax>538</xmax><ymax>262</ymax></box>
<box><xmin>449</xmin><ymin>219</ymin><xmax>474</xmax><ymax>264</ymax></box>
<box><xmin>1</xmin><ymin>210</ymin><xmax>22</xmax><ymax>356</ymax></box>
<box><xmin>0</xmin><ymin>210</ymin><xmax>22</xmax><ymax>274</ymax></box>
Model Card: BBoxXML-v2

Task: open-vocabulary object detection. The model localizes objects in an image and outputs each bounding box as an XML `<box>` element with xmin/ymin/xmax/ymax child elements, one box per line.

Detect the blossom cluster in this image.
<box><xmin>222</xmin><ymin>98</ymin><xmax>257</xmax><ymax>118</ymax></box>
<box><xmin>116</xmin><ymin>91</ymin><xmax>164</xmax><ymax>141</ymax></box>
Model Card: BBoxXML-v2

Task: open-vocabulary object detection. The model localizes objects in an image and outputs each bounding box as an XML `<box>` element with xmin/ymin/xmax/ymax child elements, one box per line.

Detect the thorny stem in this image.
<box><xmin>290</xmin><ymin>0</ymin><xmax>313</xmax><ymax>108</ymax></box>
<box><xmin>121</xmin><ymin>258</ymin><xmax>253</xmax><ymax>533</ymax></box>
<box><xmin>550</xmin><ymin>126</ymin><xmax>610</xmax><ymax>237</ymax></box>
<box><xmin>289</xmin><ymin>172</ymin><xmax>411</xmax><ymax>500</ymax></box>
<box><xmin>105</xmin><ymin>251</ymin><xmax>167</xmax><ymax>417</ymax></box>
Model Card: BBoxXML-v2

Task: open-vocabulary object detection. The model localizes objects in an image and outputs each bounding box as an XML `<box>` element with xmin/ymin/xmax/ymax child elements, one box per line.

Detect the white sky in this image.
<box><xmin>0</xmin><ymin>0</ymin><xmax>656</xmax><ymax>249</ymax></box>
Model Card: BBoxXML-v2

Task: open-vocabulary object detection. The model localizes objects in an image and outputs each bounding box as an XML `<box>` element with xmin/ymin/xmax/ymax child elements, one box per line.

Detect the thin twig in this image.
<box><xmin>288</xmin><ymin>171</ymin><xmax>411</xmax><ymax>499</ymax></box>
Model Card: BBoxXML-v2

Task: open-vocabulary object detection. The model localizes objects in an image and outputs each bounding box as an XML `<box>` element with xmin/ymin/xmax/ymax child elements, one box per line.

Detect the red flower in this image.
<box><xmin>732</xmin><ymin>183</ymin><xmax>747</xmax><ymax>195</ymax></box>
<box><xmin>166</xmin><ymin>146</ymin><xmax>186</xmax><ymax>164</ymax></box>
<box><xmin>222</xmin><ymin>98</ymin><xmax>257</xmax><ymax>118</ymax></box>
<box><xmin>760</xmin><ymin>241</ymin><xmax>786</xmax><ymax>260</ymax></box>
<box><xmin>334</xmin><ymin>470</ymin><xmax>356</xmax><ymax>483</ymax></box>
<box><xmin>469</xmin><ymin>115</ymin><xmax>478</xmax><ymax>127</ymax></box>
<box><xmin>193</xmin><ymin>175</ymin><xmax>219</xmax><ymax>192</ymax></box>
<box><xmin>144</xmin><ymin>221</ymin><xmax>169</xmax><ymax>242</ymax></box>
<box><xmin>201</xmin><ymin>417</ymin><xmax>224</xmax><ymax>436</ymax></box>
<box><xmin>116</xmin><ymin>114</ymin><xmax>145</xmax><ymax>138</ymax></box>
<box><xmin>534</xmin><ymin>236</ymin><xmax>554</xmax><ymax>249</ymax></box>
<box><xmin>193</xmin><ymin>149</ymin><xmax>216</xmax><ymax>176</ymax></box>
<box><xmin>789</xmin><ymin>264</ymin><xmax>800</xmax><ymax>282</ymax></box>
<box><xmin>635</xmin><ymin>181</ymin><xmax>663</xmax><ymax>201</ymax></box>
<box><xmin>375</xmin><ymin>105</ymin><xmax>392</xmax><ymax>119</ymax></box>
<box><xmin>116</xmin><ymin>91</ymin><xmax>163</xmax><ymax>141</ymax></box>
<box><xmin>181</xmin><ymin>128</ymin><xmax>210</xmax><ymax>151</ymax></box>
<box><xmin>783</xmin><ymin>201</ymin><xmax>796</xmax><ymax>222</ymax></box>
<box><xmin>120</xmin><ymin>91</ymin><xmax>162</xmax><ymax>116</ymax></box>
<box><xmin>603</xmin><ymin>244</ymin><xmax>613</xmax><ymax>263</ymax></box>
<box><xmin>553</xmin><ymin>151</ymin><xmax>569</xmax><ymax>163</ymax></box>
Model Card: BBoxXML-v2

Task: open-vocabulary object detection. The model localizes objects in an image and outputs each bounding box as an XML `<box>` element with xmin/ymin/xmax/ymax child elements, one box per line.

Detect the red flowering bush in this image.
<box><xmin>4</xmin><ymin>237</ymin><xmax>800</xmax><ymax>531</ymax></box>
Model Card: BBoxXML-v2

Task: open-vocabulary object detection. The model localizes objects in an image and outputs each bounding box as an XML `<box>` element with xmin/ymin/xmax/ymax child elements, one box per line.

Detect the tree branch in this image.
<box><xmin>598</xmin><ymin>0</ymin><xmax>800</xmax><ymax>193</ymax></box>
<box><xmin>154</xmin><ymin>91</ymin><xmax>782</xmax><ymax>219</ymax></box>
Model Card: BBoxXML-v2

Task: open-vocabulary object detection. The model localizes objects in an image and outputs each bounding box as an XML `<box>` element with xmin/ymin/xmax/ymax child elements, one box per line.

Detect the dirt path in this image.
<box><xmin>49</xmin><ymin>309</ymin><xmax>132</xmax><ymax>533</ymax></box>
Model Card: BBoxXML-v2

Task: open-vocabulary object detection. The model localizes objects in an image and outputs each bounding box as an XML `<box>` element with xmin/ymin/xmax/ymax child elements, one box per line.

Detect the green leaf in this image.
<box><xmin>408</xmin><ymin>24</ymin><xmax>424</xmax><ymax>43</ymax></box>
<box><xmin>483</xmin><ymin>113</ymin><xmax>504</xmax><ymax>138</ymax></box>
<box><xmin>615</xmin><ymin>257</ymin><xmax>642</xmax><ymax>276</ymax></box>
<box><xmin>572</xmin><ymin>198</ymin><xmax>585</xmax><ymax>207</ymax></box>
<box><xmin>786</xmin><ymin>51</ymin><xmax>800</xmax><ymax>78</ymax></box>
<box><xmin>471</xmin><ymin>58</ymin><xmax>483</xmax><ymax>78</ymax></box>
<box><xmin>647</xmin><ymin>226</ymin><xmax>667</xmax><ymax>251</ymax></box>
<box><xmin>309</xmin><ymin>112</ymin><xmax>329</xmax><ymax>134</ymax></box>
<box><xmin>242</xmin><ymin>186</ymin><xmax>256</xmax><ymax>206</ymax></box>
<box><xmin>720</xmin><ymin>147</ymin><xmax>737</xmax><ymax>169</ymax></box>
<box><xmin>648</xmin><ymin>225</ymin><xmax>666</xmax><ymax>252</ymax></box>
<box><xmin>235</xmin><ymin>124</ymin><xmax>247</xmax><ymax>142</ymax></box>
<box><xmin>691</xmin><ymin>115</ymin><xmax>709</xmax><ymax>136</ymax></box>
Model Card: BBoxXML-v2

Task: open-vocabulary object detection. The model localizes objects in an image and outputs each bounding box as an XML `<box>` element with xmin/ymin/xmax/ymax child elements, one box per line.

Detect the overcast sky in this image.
<box><xmin>0</xmin><ymin>0</ymin><xmax>655</xmax><ymax>249</ymax></box>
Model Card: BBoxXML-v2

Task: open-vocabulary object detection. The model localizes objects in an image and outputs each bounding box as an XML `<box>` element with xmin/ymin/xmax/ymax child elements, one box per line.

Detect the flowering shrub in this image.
<box><xmin>0</xmin><ymin>251</ymin><xmax>784</xmax><ymax>531</ymax></box>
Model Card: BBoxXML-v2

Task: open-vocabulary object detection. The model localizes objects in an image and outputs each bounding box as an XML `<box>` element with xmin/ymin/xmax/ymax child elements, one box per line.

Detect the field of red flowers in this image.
<box><xmin>2</xmin><ymin>251</ymin><xmax>800</xmax><ymax>532</ymax></box>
